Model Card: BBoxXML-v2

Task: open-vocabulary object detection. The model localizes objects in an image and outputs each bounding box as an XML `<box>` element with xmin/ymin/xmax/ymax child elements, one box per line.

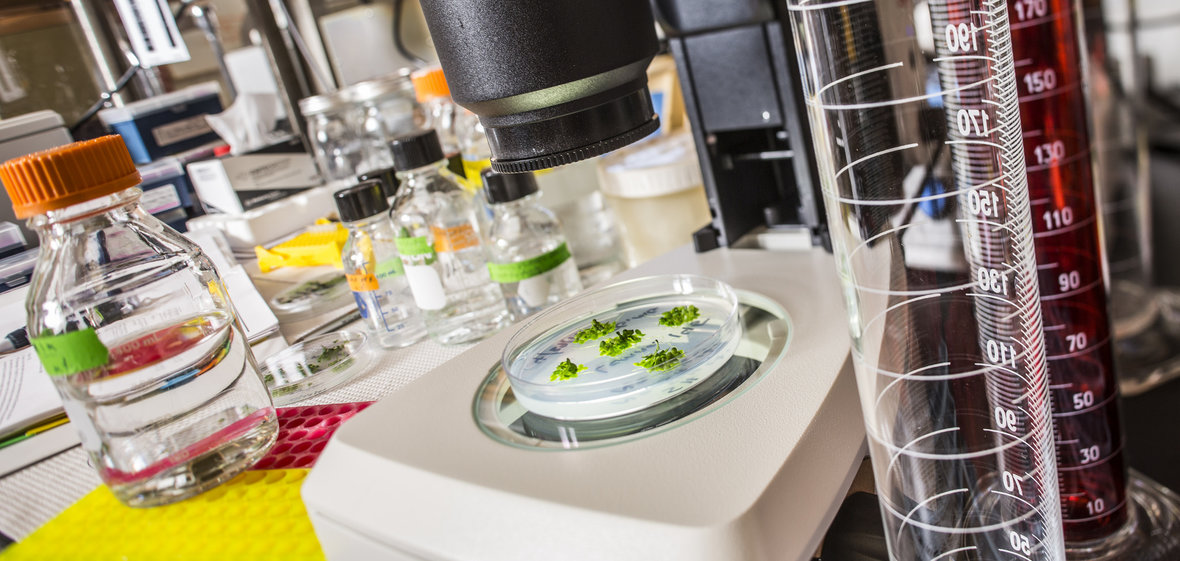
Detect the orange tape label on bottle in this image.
<box><xmin>431</xmin><ymin>224</ymin><xmax>480</xmax><ymax>253</ymax></box>
<box><xmin>347</xmin><ymin>272</ymin><xmax>379</xmax><ymax>292</ymax></box>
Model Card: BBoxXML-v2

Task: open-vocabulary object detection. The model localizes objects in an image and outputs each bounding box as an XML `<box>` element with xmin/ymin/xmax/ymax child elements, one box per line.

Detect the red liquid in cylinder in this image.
<box><xmin>1008</xmin><ymin>0</ymin><xmax>1128</xmax><ymax>542</ymax></box>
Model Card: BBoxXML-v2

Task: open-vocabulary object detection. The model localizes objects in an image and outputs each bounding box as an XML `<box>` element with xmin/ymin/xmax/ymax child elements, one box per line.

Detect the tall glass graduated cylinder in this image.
<box><xmin>1</xmin><ymin>137</ymin><xmax>277</xmax><ymax>507</ymax></box>
<box><xmin>787</xmin><ymin>0</ymin><xmax>1065</xmax><ymax>559</ymax></box>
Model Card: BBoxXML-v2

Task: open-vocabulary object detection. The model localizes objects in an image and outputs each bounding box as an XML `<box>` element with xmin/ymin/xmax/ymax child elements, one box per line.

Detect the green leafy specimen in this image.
<box><xmin>276</xmin><ymin>276</ymin><xmax>347</xmax><ymax>304</ymax></box>
<box><xmin>574</xmin><ymin>319</ymin><xmax>616</xmax><ymax>344</ymax></box>
<box><xmin>634</xmin><ymin>341</ymin><xmax>685</xmax><ymax>373</ymax></box>
<box><xmin>659</xmin><ymin>305</ymin><xmax>701</xmax><ymax>327</ymax></box>
<box><xmin>599</xmin><ymin>329</ymin><xmax>645</xmax><ymax>357</ymax></box>
<box><xmin>551</xmin><ymin>358</ymin><xmax>587</xmax><ymax>382</ymax></box>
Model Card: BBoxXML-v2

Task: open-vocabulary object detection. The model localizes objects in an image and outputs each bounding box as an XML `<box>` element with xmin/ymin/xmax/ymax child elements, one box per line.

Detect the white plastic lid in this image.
<box><xmin>596</xmin><ymin>132</ymin><xmax>703</xmax><ymax>199</ymax></box>
<box><xmin>98</xmin><ymin>82</ymin><xmax>222</xmax><ymax>124</ymax></box>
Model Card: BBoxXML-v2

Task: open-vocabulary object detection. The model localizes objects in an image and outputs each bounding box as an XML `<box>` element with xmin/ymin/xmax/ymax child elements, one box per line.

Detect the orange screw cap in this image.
<box><xmin>0</xmin><ymin>135</ymin><xmax>141</xmax><ymax>219</ymax></box>
<box><xmin>411</xmin><ymin>67</ymin><xmax>452</xmax><ymax>103</ymax></box>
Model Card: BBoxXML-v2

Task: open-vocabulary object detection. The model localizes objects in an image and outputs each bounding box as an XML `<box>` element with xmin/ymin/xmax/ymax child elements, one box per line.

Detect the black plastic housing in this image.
<box><xmin>418</xmin><ymin>0</ymin><xmax>661</xmax><ymax>172</ymax></box>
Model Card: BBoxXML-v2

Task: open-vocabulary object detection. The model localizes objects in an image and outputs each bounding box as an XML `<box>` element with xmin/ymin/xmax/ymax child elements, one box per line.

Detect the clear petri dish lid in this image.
<box><xmin>269</xmin><ymin>272</ymin><xmax>352</xmax><ymax>318</ymax></box>
<box><xmin>502</xmin><ymin>274</ymin><xmax>742</xmax><ymax>421</ymax></box>
<box><xmin>260</xmin><ymin>331</ymin><xmax>374</xmax><ymax>406</ymax></box>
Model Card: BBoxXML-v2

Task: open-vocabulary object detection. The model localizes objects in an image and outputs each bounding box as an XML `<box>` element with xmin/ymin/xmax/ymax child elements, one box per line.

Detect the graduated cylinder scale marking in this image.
<box><xmin>788</xmin><ymin>0</ymin><xmax>1066</xmax><ymax>559</ymax></box>
<box><xmin>1006</xmin><ymin>0</ymin><xmax>1128</xmax><ymax>542</ymax></box>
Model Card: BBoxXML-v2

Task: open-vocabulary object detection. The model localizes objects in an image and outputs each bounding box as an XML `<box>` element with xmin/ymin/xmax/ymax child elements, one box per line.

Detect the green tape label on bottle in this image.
<box><xmin>396</xmin><ymin>236</ymin><xmax>434</xmax><ymax>257</ymax></box>
<box><xmin>488</xmin><ymin>243</ymin><xmax>571</xmax><ymax>284</ymax></box>
<box><xmin>376</xmin><ymin>258</ymin><xmax>404</xmax><ymax>279</ymax></box>
<box><xmin>30</xmin><ymin>328</ymin><xmax>110</xmax><ymax>377</ymax></box>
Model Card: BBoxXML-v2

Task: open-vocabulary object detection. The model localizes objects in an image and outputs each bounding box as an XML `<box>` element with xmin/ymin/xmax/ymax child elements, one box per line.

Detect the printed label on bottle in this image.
<box><xmin>347</xmin><ymin>272</ymin><xmax>379</xmax><ymax>292</ymax></box>
<box><xmin>487</xmin><ymin>243</ymin><xmax>571</xmax><ymax>284</ymax></box>
<box><xmin>518</xmin><ymin>275</ymin><xmax>551</xmax><ymax>308</ymax></box>
<box><xmin>30</xmin><ymin>328</ymin><xmax>110</xmax><ymax>377</ymax></box>
<box><xmin>432</xmin><ymin>224</ymin><xmax>480</xmax><ymax>253</ymax></box>
<box><xmin>397</xmin><ymin>236</ymin><xmax>435</xmax><ymax>259</ymax></box>
<box><xmin>404</xmin><ymin>265</ymin><xmax>447</xmax><ymax>310</ymax></box>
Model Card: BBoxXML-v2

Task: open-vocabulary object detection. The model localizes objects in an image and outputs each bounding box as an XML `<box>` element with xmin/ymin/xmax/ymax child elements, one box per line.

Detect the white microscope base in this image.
<box><xmin>302</xmin><ymin>246</ymin><xmax>866</xmax><ymax>561</ymax></box>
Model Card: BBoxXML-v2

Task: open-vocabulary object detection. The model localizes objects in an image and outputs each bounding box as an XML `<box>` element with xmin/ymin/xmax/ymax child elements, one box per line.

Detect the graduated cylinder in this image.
<box><xmin>787</xmin><ymin>0</ymin><xmax>1066</xmax><ymax>559</ymax></box>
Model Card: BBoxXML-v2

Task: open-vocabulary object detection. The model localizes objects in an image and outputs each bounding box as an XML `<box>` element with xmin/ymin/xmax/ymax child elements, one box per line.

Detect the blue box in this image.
<box><xmin>99</xmin><ymin>82</ymin><xmax>223</xmax><ymax>164</ymax></box>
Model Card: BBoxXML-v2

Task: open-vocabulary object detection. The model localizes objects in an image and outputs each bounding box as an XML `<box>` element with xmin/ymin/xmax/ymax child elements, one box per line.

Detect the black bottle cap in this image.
<box><xmin>482</xmin><ymin>168</ymin><xmax>539</xmax><ymax>204</ymax></box>
<box><xmin>389</xmin><ymin>129</ymin><xmax>445</xmax><ymax>171</ymax></box>
<box><xmin>334</xmin><ymin>180</ymin><xmax>389</xmax><ymax>222</ymax></box>
<box><xmin>356</xmin><ymin>167</ymin><xmax>398</xmax><ymax>200</ymax></box>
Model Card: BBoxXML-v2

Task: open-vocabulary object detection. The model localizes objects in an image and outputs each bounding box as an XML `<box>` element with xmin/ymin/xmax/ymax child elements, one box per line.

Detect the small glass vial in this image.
<box><xmin>388</xmin><ymin>130</ymin><xmax>510</xmax><ymax>345</ymax></box>
<box><xmin>482</xmin><ymin>169</ymin><xmax>583</xmax><ymax>319</ymax></box>
<box><xmin>334</xmin><ymin>180</ymin><xmax>426</xmax><ymax>348</ymax></box>
<box><xmin>0</xmin><ymin>137</ymin><xmax>277</xmax><ymax>507</ymax></box>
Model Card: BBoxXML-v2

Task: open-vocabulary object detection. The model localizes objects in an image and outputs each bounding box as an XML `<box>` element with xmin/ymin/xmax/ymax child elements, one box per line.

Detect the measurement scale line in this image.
<box><xmin>1022</xmin><ymin>129</ymin><xmax>1043</xmax><ymax>138</ymax></box>
<box><xmin>1061</xmin><ymin>499</ymin><xmax>1128</xmax><ymax>523</ymax></box>
<box><xmin>896</xmin><ymin>488</ymin><xmax>971</xmax><ymax>541</ymax></box>
<box><xmin>862</xmin><ymin>352</ymin><xmax>998</xmax><ymax>382</ymax></box>
<box><xmin>930</xmin><ymin>547</ymin><xmax>978</xmax><ymax>561</ymax></box>
<box><xmin>1044</xmin><ymin>324</ymin><xmax>1066</xmax><ymax>331</ymax></box>
<box><xmin>873</xmin><ymin>362</ymin><xmax>952</xmax><ymax>410</ymax></box>
<box><xmin>1046</xmin><ymin>336</ymin><xmax>1111</xmax><ymax>361</ymax></box>
<box><xmin>1052</xmin><ymin>392</ymin><xmax>1117</xmax><ymax>418</ymax></box>
<box><xmin>1018</xmin><ymin>81</ymin><xmax>1083</xmax><ymax>103</ymax></box>
<box><xmin>834</xmin><ymin>175</ymin><xmax>1002</xmax><ymax>205</ymax></box>
<box><xmin>807</xmin><ymin>76</ymin><xmax>996</xmax><ymax>111</ymax></box>
<box><xmin>859</xmin><ymin>294</ymin><xmax>939</xmax><ymax>336</ymax></box>
<box><xmin>852</xmin><ymin>281</ymin><xmax>977</xmax><ymax>297</ymax></box>
<box><xmin>1036</xmin><ymin>262</ymin><xmax>1059</xmax><ymax>270</ymax></box>
<box><xmin>991</xmin><ymin>489</ymin><xmax>1037</xmax><ymax>510</ymax></box>
<box><xmin>947</xmin><ymin>138</ymin><xmax>1004</xmax><ymax>149</ymax></box>
<box><xmin>934</xmin><ymin>54</ymin><xmax>999</xmax><ymax>64</ymax></box>
<box><xmin>1040</xmin><ymin>279</ymin><xmax>1102</xmax><ymax>301</ymax></box>
<box><xmin>1048</xmin><ymin>383</ymin><xmax>1073</xmax><ymax>390</ymax></box>
<box><xmin>1025</xmin><ymin>148</ymin><xmax>1092</xmax><ymax>172</ymax></box>
<box><xmin>1058</xmin><ymin>444</ymin><xmax>1124</xmax><ymax>471</ymax></box>
<box><xmin>1033</xmin><ymin>214</ymin><xmax>1098</xmax><ymax>239</ymax></box>
<box><xmin>885</xmin><ymin>427</ymin><xmax>960</xmax><ymax>479</ymax></box>
<box><xmin>1010</xmin><ymin>10</ymin><xmax>1066</xmax><ymax>31</ymax></box>
<box><xmin>999</xmin><ymin>548</ymin><xmax>1034</xmax><ymax>561</ymax></box>
<box><xmin>866</xmin><ymin>425</ymin><xmax>1040</xmax><ymax>462</ymax></box>
<box><xmin>786</xmin><ymin>0</ymin><xmax>871</xmax><ymax>12</ymax></box>
<box><xmin>835</xmin><ymin>142</ymin><xmax>920</xmax><ymax>179</ymax></box>
<box><xmin>819</xmin><ymin>62</ymin><xmax>905</xmax><ymax>98</ymax></box>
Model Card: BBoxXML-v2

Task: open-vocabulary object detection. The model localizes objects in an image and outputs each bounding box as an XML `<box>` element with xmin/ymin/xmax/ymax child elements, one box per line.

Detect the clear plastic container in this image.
<box><xmin>259</xmin><ymin>331</ymin><xmax>374</xmax><ymax>406</ymax></box>
<box><xmin>268</xmin><ymin>271</ymin><xmax>352</xmax><ymax>320</ymax></box>
<box><xmin>503</xmin><ymin>275</ymin><xmax>740</xmax><ymax>420</ymax></box>
<box><xmin>1</xmin><ymin>136</ymin><xmax>277</xmax><ymax>507</ymax></box>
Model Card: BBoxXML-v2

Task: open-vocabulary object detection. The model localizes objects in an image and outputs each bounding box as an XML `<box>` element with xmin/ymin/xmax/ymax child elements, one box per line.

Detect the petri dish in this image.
<box><xmin>502</xmin><ymin>275</ymin><xmax>742</xmax><ymax>420</ymax></box>
<box><xmin>259</xmin><ymin>331</ymin><xmax>374</xmax><ymax>406</ymax></box>
<box><xmin>269</xmin><ymin>272</ymin><xmax>353</xmax><ymax>319</ymax></box>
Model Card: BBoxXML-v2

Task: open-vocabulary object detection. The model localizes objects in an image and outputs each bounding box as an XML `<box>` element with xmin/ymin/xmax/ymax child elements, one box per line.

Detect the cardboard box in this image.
<box><xmin>186</xmin><ymin>139</ymin><xmax>321</xmax><ymax>214</ymax></box>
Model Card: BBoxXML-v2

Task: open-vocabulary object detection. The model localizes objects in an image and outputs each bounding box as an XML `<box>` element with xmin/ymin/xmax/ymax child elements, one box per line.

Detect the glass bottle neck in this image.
<box><xmin>28</xmin><ymin>187</ymin><xmax>143</xmax><ymax>235</ymax></box>
<box><xmin>396</xmin><ymin>161</ymin><xmax>449</xmax><ymax>190</ymax></box>
<box><xmin>489</xmin><ymin>194</ymin><xmax>539</xmax><ymax>215</ymax></box>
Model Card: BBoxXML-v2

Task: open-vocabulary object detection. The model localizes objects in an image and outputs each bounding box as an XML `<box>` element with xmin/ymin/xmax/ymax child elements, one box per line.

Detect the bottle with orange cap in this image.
<box><xmin>0</xmin><ymin>136</ymin><xmax>277</xmax><ymax>507</ymax></box>
<box><xmin>411</xmin><ymin>66</ymin><xmax>474</xmax><ymax>179</ymax></box>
